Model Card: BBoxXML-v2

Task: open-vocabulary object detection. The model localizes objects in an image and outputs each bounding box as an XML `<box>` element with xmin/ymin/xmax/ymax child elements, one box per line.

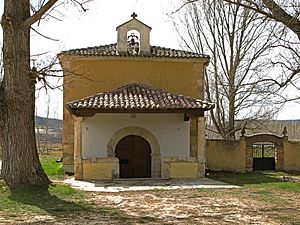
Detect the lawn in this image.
<box><xmin>0</xmin><ymin>155</ymin><xmax>300</xmax><ymax>224</ymax></box>
<box><xmin>39</xmin><ymin>154</ymin><xmax>64</xmax><ymax>180</ymax></box>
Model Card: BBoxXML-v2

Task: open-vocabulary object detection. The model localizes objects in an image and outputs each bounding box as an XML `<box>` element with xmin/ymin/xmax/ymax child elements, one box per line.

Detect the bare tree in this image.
<box><xmin>221</xmin><ymin>0</ymin><xmax>300</xmax><ymax>40</ymax></box>
<box><xmin>0</xmin><ymin>0</ymin><xmax>89</xmax><ymax>187</ymax></box>
<box><xmin>180</xmin><ymin>0</ymin><xmax>300</xmax><ymax>89</ymax></box>
<box><xmin>35</xmin><ymin>107</ymin><xmax>42</xmax><ymax>153</ymax></box>
<box><xmin>173</xmin><ymin>0</ymin><xmax>283</xmax><ymax>139</ymax></box>
<box><xmin>224</xmin><ymin>0</ymin><xmax>300</xmax><ymax>89</ymax></box>
<box><xmin>44</xmin><ymin>95</ymin><xmax>50</xmax><ymax>154</ymax></box>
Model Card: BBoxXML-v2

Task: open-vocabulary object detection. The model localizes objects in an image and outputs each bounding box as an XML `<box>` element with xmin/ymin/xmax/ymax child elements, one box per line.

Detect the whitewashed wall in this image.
<box><xmin>81</xmin><ymin>113</ymin><xmax>190</xmax><ymax>158</ymax></box>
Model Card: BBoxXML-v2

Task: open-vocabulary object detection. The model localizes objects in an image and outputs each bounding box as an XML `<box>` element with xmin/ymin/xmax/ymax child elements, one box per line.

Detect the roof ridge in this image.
<box><xmin>59</xmin><ymin>43</ymin><xmax>209</xmax><ymax>58</ymax></box>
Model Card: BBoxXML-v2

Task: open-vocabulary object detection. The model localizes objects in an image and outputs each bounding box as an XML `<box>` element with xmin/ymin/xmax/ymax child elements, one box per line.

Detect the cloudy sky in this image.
<box><xmin>0</xmin><ymin>0</ymin><xmax>299</xmax><ymax>119</ymax></box>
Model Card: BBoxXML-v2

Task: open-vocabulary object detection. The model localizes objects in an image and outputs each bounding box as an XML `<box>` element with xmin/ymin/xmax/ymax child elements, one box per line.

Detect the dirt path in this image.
<box><xmin>1</xmin><ymin>188</ymin><xmax>299</xmax><ymax>224</ymax></box>
<box><xmin>88</xmin><ymin>189</ymin><xmax>282</xmax><ymax>224</ymax></box>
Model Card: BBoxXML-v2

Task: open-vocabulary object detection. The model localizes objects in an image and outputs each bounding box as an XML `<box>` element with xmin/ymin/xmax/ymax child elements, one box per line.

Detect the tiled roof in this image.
<box><xmin>60</xmin><ymin>43</ymin><xmax>208</xmax><ymax>58</ymax></box>
<box><xmin>67</xmin><ymin>83</ymin><xmax>214</xmax><ymax>114</ymax></box>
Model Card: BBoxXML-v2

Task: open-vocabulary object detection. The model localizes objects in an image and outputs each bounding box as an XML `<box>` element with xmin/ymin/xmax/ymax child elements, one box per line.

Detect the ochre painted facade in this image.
<box><xmin>60</xmin><ymin>56</ymin><xmax>209</xmax><ymax>176</ymax></box>
<box><xmin>60</xmin><ymin>15</ymin><xmax>212</xmax><ymax>180</ymax></box>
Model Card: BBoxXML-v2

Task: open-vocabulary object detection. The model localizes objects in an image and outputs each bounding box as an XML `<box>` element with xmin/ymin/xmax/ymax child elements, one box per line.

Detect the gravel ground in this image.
<box><xmin>1</xmin><ymin>188</ymin><xmax>299</xmax><ymax>224</ymax></box>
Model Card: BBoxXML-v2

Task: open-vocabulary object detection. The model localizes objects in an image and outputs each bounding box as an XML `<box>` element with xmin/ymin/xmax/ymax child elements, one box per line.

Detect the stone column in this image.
<box><xmin>197</xmin><ymin>116</ymin><xmax>206</xmax><ymax>177</ymax></box>
<box><xmin>239</xmin><ymin>136</ymin><xmax>247</xmax><ymax>172</ymax></box>
<box><xmin>276</xmin><ymin>137</ymin><xmax>286</xmax><ymax>171</ymax></box>
<box><xmin>190</xmin><ymin>117</ymin><xmax>198</xmax><ymax>157</ymax></box>
<box><xmin>74</xmin><ymin>116</ymin><xmax>83</xmax><ymax>180</ymax></box>
<box><xmin>245</xmin><ymin>142</ymin><xmax>253</xmax><ymax>172</ymax></box>
<box><xmin>190</xmin><ymin>116</ymin><xmax>206</xmax><ymax>177</ymax></box>
<box><xmin>62</xmin><ymin>108</ymin><xmax>75</xmax><ymax>173</ymax></box>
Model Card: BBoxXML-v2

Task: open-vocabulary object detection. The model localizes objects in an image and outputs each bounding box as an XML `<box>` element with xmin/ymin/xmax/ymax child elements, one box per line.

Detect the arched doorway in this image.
<box><xmin>245</xmin><ymin>134</ymin><xmax>284</xmax><ymax>171</ymax></box>
<box><xmin>115</xmin><ymin>135</ymin><xmax>151</xmax><ymax>178</ymax></box>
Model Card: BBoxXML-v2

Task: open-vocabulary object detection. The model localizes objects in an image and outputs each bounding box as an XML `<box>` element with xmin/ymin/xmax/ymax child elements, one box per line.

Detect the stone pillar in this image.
<box><xmin>74</xmin><ymin>116</ymin><xmax>83</xmax><ymax>180</ymax></box>
<box><xmin>190</xmin><ymin>117</ymin><xmax>198</xmax><ymax>157</ymax></box>
<box><xmin>276</xmin><ymin>137</ymin><xmax>286</xmax><ymax>171</ymax></box>
<box><xmin>197</xmin><ymin>117</ymin><xmax>206</xmax><ymax>177</ymax></box>
<box><xmin>239</xmin><ymin>136</ymin><xmax>247</xmax><ymax>172</ymax></box>
<box><xmin>151</xmin><ymin>153</ymin><xmax>161</xmax><ymax>178</ymax></box>
<box><xmin>190</xmin><ymin>116</ymin><xmax>206</xmax><ymax>177</ymax></box>
<box><xmin>245</xmin><ymin>142</ymin><xmax>253</xmax><ymax>172</ymax></box>
<box><xmin>276</xmin><ymin>145</ymin><xmax>284</xmax><ymax>170</ymax></box>
<box><xmin>62</xmin><ymin>108</ymin><xmax>75</xmax><ymax>173</ymax></box>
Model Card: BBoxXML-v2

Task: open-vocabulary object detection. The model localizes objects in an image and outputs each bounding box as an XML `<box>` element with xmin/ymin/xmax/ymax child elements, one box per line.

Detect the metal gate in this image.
<box><xmin>253</xmin><ymin>143</ymin><xmax>275</xmax><ymax>171</ymax></box>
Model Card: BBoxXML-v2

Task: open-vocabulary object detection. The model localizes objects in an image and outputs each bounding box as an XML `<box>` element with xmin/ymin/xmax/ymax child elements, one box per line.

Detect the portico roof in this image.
<box><xmin>66</xmin><ymin>82</ymin><xmax>214</xmax><ymax>117</ymax></box>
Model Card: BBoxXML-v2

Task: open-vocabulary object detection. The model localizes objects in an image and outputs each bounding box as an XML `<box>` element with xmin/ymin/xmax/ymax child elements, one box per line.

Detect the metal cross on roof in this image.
<box><xmin>131</xmin><ymin>12</ymin><xmax>137</xmax><ymax>19</ymax></box>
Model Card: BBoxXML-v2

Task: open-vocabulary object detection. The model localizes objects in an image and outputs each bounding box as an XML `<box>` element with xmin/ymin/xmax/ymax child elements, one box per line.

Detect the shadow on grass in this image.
<box><xmin>207</xmin><ymin>171</ymin><xmax>283</xmax><ymax>186</ymax></box>
<box><xmin>8</xmin><ymin>185</ymin><xmax>88</xmax><ymax>215</ymax></box>
<box><xmin>7</xmin><ymin>184</ymin><xmax>162</xmax><ymax>224</ymax></box>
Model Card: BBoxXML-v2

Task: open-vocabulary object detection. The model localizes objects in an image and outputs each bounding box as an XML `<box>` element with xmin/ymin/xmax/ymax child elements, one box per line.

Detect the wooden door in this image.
<box><xmin>115</xmin><ymin>135</ymin><xmax>151</xmax><ymax>178</ymax></box>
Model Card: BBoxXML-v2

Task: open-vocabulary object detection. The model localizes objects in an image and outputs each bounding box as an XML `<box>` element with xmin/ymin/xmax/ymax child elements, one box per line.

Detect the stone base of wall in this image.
<box><xmin>63</xmin><ymin>164</ymin><xmax>74</xmax><ymax>174</ymax></box>
<box><xmin>81</xmin><ymin>157</ymin><xmax>119</xmax><ymax>180</ymax></box>
<box><xmin>76</xmin><ymin>156</ymin><xmax>206</xmax><ymax>180</ymax></box>
<box><xmin>161</xmin><ymin>157</ymin><xmax>204</xmax><ymax>179</ymax></box>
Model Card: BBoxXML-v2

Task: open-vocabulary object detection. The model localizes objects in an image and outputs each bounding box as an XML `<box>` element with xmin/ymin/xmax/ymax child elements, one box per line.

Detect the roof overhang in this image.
<box><xmin>66</xmin><ymin>105</ymin><xmax>205</xmax><ymax>118</ymax></box>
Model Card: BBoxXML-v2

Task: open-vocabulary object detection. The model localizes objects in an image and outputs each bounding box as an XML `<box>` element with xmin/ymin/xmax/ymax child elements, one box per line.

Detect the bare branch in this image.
<box><xmin>171</xmin><ymin>0</ymin><xmax>198</xmax><ymax>14</ymax></box>
<box><xmin>31</xmin><ymin>27</ymin><xmax>59</xmax><ymax>41</ymax></box>
<box><xmin>24</xmin><ymin>0</ymin><xmax>59</xmax><ymax>27</ymax></box>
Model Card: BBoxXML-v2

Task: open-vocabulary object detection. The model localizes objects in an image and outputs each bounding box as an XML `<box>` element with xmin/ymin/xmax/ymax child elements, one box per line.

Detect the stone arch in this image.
<box><xmin>107</xmin><ymin>126</ymin><xmax>161</xmax><ymax>178</ymax></box>
<box><xmin>244</xmin><ymin>134</ymin><xmax>284</xmax><ymax>171</ymax></box>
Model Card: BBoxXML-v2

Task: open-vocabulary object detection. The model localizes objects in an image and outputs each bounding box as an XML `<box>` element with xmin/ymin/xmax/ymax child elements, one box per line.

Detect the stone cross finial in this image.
<box><xmin>241</xmin><ymin>127</ymin><xmax>246</xmax><ymax>137</ymax></box>
<box><xmin>131</xmin><ymin>12</ymin><xmax>137</xmax><ymax>19</ymax></box>
<box><xmin>282</xmin><ymin>126</ymin><xmax>287</xmax><ymax>137</ymax></box>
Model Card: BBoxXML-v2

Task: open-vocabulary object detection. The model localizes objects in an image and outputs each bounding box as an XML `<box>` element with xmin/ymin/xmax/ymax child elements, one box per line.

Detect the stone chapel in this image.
<box><xmin>59</xmin><ymin>13</ymin><xmax>214</xmax><ymax>180</ymax></box>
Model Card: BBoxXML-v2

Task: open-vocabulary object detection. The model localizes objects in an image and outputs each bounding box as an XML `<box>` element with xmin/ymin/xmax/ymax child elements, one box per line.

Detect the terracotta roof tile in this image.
<box><xmin>67</xmin><ymin>83</ymin><xmax>214</xmax><ymax>113</ymax></box>
<box><xmin>60</xmin><ymin>43</ymin><xmax>208</xmax><ymax>59</ymax></box>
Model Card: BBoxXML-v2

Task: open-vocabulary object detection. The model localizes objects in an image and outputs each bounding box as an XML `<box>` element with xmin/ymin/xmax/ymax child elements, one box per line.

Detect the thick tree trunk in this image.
<box><xmin>0</xmin><ymin>0</ymin><xmax>51</xmax><ymax>187</ymax></box>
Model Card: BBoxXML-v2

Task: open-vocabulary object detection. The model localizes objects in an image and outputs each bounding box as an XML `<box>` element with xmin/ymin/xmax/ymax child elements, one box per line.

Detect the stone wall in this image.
<box><xmin>207</xmin><ymin>135</ymin><xmax>300</xmax><ymax>172</ymax></box>
<box><xmin>206</xmin><ymin>139</ymin><xmax>246</xmax><ymax>172</ymax></box>
<box><xmin>284</xmin><ymin>140</ymin><xmax>300</xmax><ymax>171</ymax></box>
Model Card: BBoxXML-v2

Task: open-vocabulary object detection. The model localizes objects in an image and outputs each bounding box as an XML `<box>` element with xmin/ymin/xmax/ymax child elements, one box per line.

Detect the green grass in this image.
<box><xmin>40</xmin><ymin>154</ymin><xmax>64</xmax><ymax>180</ymax></box>
<box><xmin>0</xmin><ymin>155</ymin><xmax>131</xmax><ymax>222</ymax></box>
<box><xmin>208</xmin><ymin>171</ymin><xmax>300</xmax><ymax>193</ymax></box>
<box><xmin>253</xmin><ymin>189</ymin><xmax>278</xmax><ymax>203</ymax></box>
<box><xmin>0</xmin><ymin>154</ymin><xmax>89</xmax><ymax>215</ymax></box>
<box><xmin>0</xmin><ymin>180</ymin><xmax>88</xmax><ymax>214</ymax></box>
<box><xmin>208</xmin><ymin>171</ymin><xmax>300</xmax><ymax>223</ymax></box>
<box><xmin>1</xmin><ymin>157</ymin><xmax>300</xmax><ymax>224</ymax></box>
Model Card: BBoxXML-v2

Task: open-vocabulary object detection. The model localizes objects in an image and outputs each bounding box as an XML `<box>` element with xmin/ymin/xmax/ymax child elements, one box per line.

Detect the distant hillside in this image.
<box><xmin>35</xmin><ymin>116</ymin><xmax>62</xmax><ymax>129</ymax></box>
<box><xmin>35</xmin><ymin>116</ymin><xmax>62</xmax><ymax>146</ymax></box>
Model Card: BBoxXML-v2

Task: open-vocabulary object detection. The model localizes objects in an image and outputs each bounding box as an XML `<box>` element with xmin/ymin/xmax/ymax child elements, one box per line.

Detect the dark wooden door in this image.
<box><xmin>115</xmin><ymin>135</ymin><xmax>151</xmax><ymax>178</ymax></box>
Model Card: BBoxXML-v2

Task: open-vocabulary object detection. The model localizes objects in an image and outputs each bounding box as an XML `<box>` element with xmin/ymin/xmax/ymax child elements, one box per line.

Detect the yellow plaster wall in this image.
<box><xmin>60</xmin><ymin>56</ymin><xmax>207</xmax><ymax>172</ymax></box>
<box><xmin>62</xmin><ymin>57</ymin><xmax>206</xmax><ymax>101</ymax></box>
<box><xmin>284</xmin><ymin>140</ymin><xmax>300</xmax><ymax>171</ymax></box>
<box><xmin>82</xmin><ymin>163</ymin><xmax>114</xmax><ymax>180</ymax></box>
<box><xmin>206</xmin><ymin>140</ymin><xmax>246</xmax><ymax>172</ymax></box>
<box><xmin>169</xmin><ymin>163</ymin><xmax>198</xmax><ymax>178</ymax></box>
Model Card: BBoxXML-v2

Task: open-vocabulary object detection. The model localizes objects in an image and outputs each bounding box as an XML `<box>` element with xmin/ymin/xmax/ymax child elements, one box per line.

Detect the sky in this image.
<box><xmin>0</xmin><ymin>0</ymin><xmax>299</xmax><ymax>120</ymax></box>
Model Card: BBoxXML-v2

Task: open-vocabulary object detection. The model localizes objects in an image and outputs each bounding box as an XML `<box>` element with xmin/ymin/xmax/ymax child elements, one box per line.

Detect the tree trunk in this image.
<box><xmin>0</xmin><ymin>0</ymin><xmax>51</xmax><ymax>187</ymax></box>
